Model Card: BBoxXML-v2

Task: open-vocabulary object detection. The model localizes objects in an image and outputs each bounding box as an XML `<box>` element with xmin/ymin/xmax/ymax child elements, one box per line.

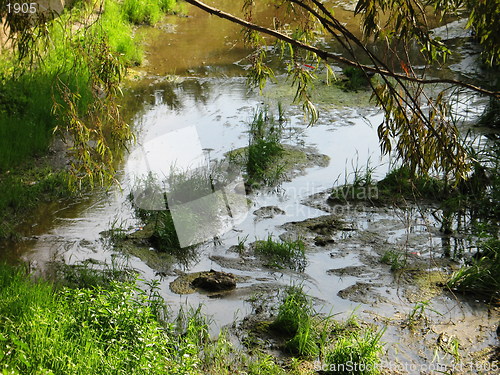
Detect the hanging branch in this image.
<box><xmin>184</xmin><ymin>0</ymin><xmax>499</xmax><ymax>98</ymax></box>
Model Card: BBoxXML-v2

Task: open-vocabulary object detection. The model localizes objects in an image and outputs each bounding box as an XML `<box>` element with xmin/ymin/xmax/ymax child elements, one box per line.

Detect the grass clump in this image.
<box><xmin>270</xmin><ymin>286</ymin><xmax>319</xmax><ymax>357</ymax></box>
<box><xmin>269</xmin><ymin>286</ymin><xmax>386</xmax><ymax>365</ymax></box>
<box><xmin>376</xmin><ymin>166</ymin><xmax>446</xmax><ymax>202</ymax></box>
<box><xmin>447</xmin><ymin>237</ymin><xmax>500</xmax><ymax>298</ymax></box>
<box><xmin>122</xmin><ymin>0</ymin><xmax>177</xmax><ymax>25</ymax></box>
<box><xmin>254</xmin><ymin>235</ymin><xmax>307</xmax><ymax>271</ymax></box>
<box><xmin>323</xmin><ymin>327</ymin><xmax>385</xmax><ymax>375</ymax></box>
<box><xmin>226</xmin><ymin>108</ymin><xmax>285</xmax><ymax>189</ymax></box>
<box><xmin>0</xmin><ymin>74</ymin><xmax>60</xmax><ymax>171</ymax></box>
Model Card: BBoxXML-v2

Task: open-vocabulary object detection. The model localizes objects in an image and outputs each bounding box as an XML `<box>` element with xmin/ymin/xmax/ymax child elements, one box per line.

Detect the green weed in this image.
<box><xmin>122</xmin><ymin>0</ymin><xmax>162</xmax><ymax>25</ymax></box>
<box><xmin>271</xmin><ymin>285</ymin><xmax>314</xmax><ymax>336</ymax></box>
<box><xmin>247</xmin><ymin>352</ymin><xmax>287</xmax><ymax>374</ymax></box>
<box><xmin>380</xmin><ymin>250</ymin><xmax>407</xmax><ymax>271</ymax></box>
<box><xmin>377</xmin><ymin>166</ymin><xmax>446</xmax><ymax>201</ymax></box>
<box><xmin>447</xmin><ymin>237</ymin><xmax>500</xmax><ymax>297</ymax></box>
<box><xmin>246</xmin><ymin>108</ymin><xmax>285</xmax><ymax>187</ymax></box>
<box><xmin>48</xmin><ymin>257</ymin><xmax>136</xmax><ymax>289</ymax></box>
<box><xmin>270</xmin><ymin>286</ymin><xmax>319</xmax><ymax>357</ymax></box>
<box><xmin>0</xmin><ymin>263</ymin><xmax>200</xmax><ymax>374</ymax></box>
<box><xmin>254</xmin><ymin>235</ymin><xmax>307</xmax><ymax>271</ymax></box>
<box><xmin>98</xmin><ymin>0</ymin><xmax>144</xmax><ymax>65</ymax></box>
<box><xmin>323</xmin><ymin>326</ymin><xmax>385</xmax><ymax>375</ymax></box>
<box><xmin>405</xmin><ymin>300</ymin><xmax>442</xmax><ymax>329</ymax></box>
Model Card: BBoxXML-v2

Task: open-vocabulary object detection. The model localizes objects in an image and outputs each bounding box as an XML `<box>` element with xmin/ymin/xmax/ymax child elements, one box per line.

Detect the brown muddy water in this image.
<box><xmin>2</xmin><ymin>1</ymin><xmax>499</xmax><ymax>373</ymax></box>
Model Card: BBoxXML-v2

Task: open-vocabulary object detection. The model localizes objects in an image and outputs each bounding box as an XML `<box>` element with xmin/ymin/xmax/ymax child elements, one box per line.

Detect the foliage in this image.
<box><xmin>477</xmin><ymin>97</ymin><xmax>500</xmax><ymax>129</ymax></box>
<box><xmin>97</xmin><ymin>0</ymin><xmax>144</xmax><ymax>65</ymax></box>
<box><xmin>186</xmin><ymin>0</ymin><xmax>499</xmax><ymax>185</ymax></box>
<box><xmin>0</xmin><ymin>0</ymin><xmax>180</xmax><ymax>188</ymax></box>
<box><xmin>122</xmin><ymin>0</ymin><xmax>163</xmax><ymax>25</ymax></box>
<box><xmin>465</xmin><ymin>0</ymin><xmax>500</xmax><ymax>66</ymax></box>
<box><xmin>254</xmin><ymin>235</ymin><xmax>307</xmax><ymax>271</ymax></box>
<box><xmin>376</xmin><ymin>166</ymin><xmax>446</xmax><ymax>201</ymax></box>
<box><xmin>0</xmin><ymin>263</ymin><xmax>202</xmax><ymax>374</ymax></box>
<box><xmin>323</xmin><ymin>326</ymin><xmax>385</xmax><ymax>375</ymax></box>
<box><xmin>271</xmin><ymin>285</ymin><xmax>314</xmax><ymax>336</ymax></box>
<box><xmin>270</xmin><ymin>285</ymin><xmax>319</xmax><ymax>357</ymax></box>
<box><xmin>245</xmin><ymin>108</ymin><xmax>285</xmax><ymax>187</ymax></box>
<box><xmin>0</xmin><ymin>1</ymin><xmax>141</xmax><ymax>189</ymax></box>
<box><xmin>269</xmin><ymin>286</ymin><xmax>386</xmax><ymax>365</ymax></box>
<box><xmin>0</xmin><ymin>72</ymin><xmax>61</xmax><ymax>171</ymax></box>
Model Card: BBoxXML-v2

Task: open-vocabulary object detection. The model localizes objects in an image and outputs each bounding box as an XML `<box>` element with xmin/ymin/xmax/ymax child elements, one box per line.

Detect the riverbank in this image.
<box><xmin>0</xmin><ymin>0</ymin><xmax>180</xmax><ymax>241</ymax></box>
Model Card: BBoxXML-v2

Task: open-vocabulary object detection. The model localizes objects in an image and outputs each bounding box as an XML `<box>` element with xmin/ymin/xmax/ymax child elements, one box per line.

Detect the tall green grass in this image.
<box><xmin>447</xmin><ymin>238</ymin><xmax>500</xmax><ymax>297</ymax></box>
<box><xmin>324</xmin><ymin>327</ymin><xmax>385</xmax><ymax>375</ymax></box>
<box><xmin>0</xmin><ymin>263</ymin><xmax>201</xmax><ymax>374</ymax></box>
<box><xmin>269</xmin><ymin>285</ymin><xmax>386</xmax><ymax>365</ymax></box>
<box><xmin>247</xmin><ymin>109</ymin><xmax>284</xmax><ymax>185</ymax></box>
<box><xmin>0</xmin><ymin>67</ymin><xmax>92</xmax><ymax>172</ymax></box>
<box><xmin>97</xmin><ymin>0</ymin><xmax>144</xmax><ymax>65</ymax></box>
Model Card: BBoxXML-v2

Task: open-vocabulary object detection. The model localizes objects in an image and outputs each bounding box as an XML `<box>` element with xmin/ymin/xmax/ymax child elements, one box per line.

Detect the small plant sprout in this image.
<box><xmin>405</xmin><ymin>300</ymin><xmax>442</xmax><ymax>329</ymax></box>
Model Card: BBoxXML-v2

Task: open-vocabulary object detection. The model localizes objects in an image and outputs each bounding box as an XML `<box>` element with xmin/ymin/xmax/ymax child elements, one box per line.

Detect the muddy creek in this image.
<box><xmin>3</xmin><ymin>1</ymin><xmax>498</xmax><ymax>373</ymax></box>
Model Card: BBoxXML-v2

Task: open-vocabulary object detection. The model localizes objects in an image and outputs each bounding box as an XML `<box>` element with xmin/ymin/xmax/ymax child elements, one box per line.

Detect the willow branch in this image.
<box><xmin>184</xmin><ymin>0</ymin><xmax>499</xmax><ymax>98</ymax></box>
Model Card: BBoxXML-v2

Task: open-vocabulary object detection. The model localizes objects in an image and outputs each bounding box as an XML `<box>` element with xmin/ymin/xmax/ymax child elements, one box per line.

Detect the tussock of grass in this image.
<box><xmin>269</xmin><ymin>286</ymin><xmax>386</xmax><ymax>365</ymax></box>
<box><xmin>323</xmin><ymin>327</ymin><xmax>385</xmax><ymax>375</ymax></box>
<box><xmin>254</xmin><ymin>235</ymin><xmax>307</xmax><ymax>271</ymax></box>
<box><xmin>240</xmin><ymin>108</ymin><xmax>285</xmax><ymax>188</ymax></box>
<box><xmin>447</xmin><ymin>238</ymin><xmax>500</xmax><ymax>297</ymax></box>
<box><xmin>377</xmin><ymin>166</ymin><xmax>446</xmax><ymax>201</ymax></box>
<box><xmin>270</xmin><ymin>286</ymin><xmax>319</xmax><ymax>357</ymax></box>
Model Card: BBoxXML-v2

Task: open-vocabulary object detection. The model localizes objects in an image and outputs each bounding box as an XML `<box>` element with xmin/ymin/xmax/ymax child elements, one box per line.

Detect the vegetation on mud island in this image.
<box><xmin>254</xmin><ymin>235</ymin><xmax>307</xmax><ymax>271</ymax></box>
<box><xmin>227</xmin><ymin>107</ymin><xmax>286</xmax><ymax>189</ymax></box>
<box><xmin>268</xmin><ymin>286</ymin><xmax>385</xmax><ymax>372</ymax></box>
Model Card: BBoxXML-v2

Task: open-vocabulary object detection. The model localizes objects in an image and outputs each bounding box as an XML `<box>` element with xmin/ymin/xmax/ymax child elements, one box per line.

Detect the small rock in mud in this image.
<box><xmin>170</xmin><ymin>270</ymin><xmax>237</xmax><ymax>294</ymax></box>
<box><xmin>314</xmin><ymin>235</ymin><xmax>335</xmax><ymax>246</ymax></box>
<box><xmin>253</xmin><ymin>206</ymin><xmax>286</xmax><ymax>220</ymax></box>
<box><xmin>338</xmin><ymin>281</ymin><xmax>387</xmax><ymax>304</ymax></box>
<box><xmin>282</xmin><ymin>214</ymin><xmax>355</xmax><ymax>238</ymax></box>
<box><xmin>327</xmin><ymin>266</ymin><xmax>373</xmax><ymax>277</ymax></box>
<box><xmin>191</xmin><ymin>270</ymin><xmax>237</xmax><ymax>292</ymax></box>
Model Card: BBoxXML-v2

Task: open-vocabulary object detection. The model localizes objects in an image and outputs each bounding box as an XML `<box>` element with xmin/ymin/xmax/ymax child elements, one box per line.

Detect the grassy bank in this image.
<box><xmin>0</xmin><ymin>263</ymin><xmax>201</xmax><ymax>374</ymax></box>
<box><xmin>0</xmin><ymin>0</ymin><xmax>178</xmax><ymax>171</ymax></box>
<box><xmin>0</xmin><ymin>263</ymin><xmax>387</xmax><ymax>374</ymax></box>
